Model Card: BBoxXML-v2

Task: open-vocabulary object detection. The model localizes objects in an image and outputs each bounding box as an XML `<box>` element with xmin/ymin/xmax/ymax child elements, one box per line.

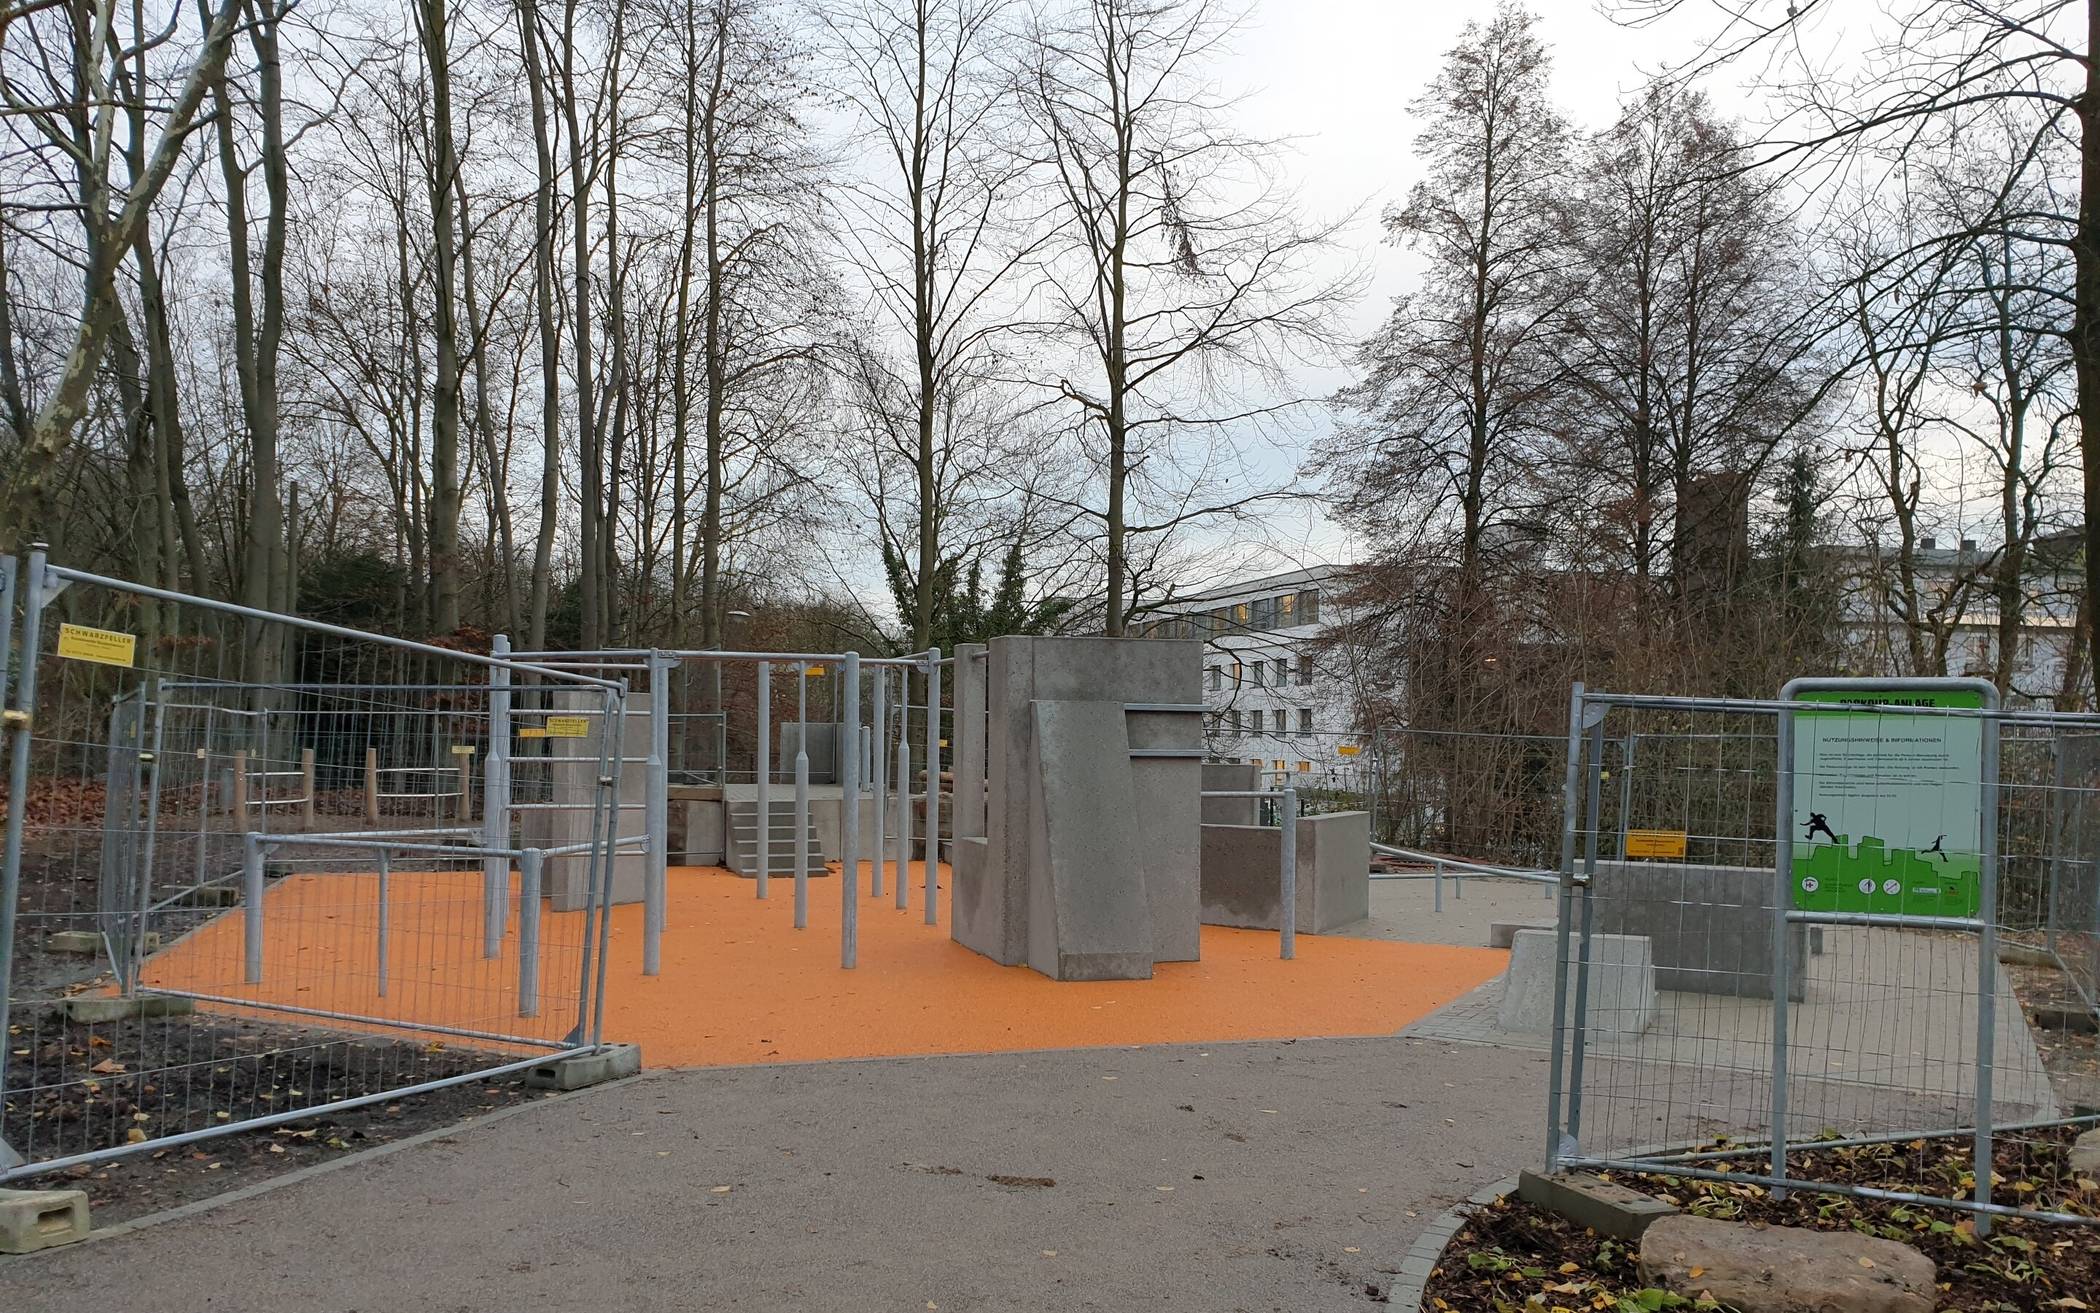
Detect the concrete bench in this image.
<box><xmin>1498</xmin><ymin>928</ymin><xmax>1656</xmax><ymax>1037</ymax></box>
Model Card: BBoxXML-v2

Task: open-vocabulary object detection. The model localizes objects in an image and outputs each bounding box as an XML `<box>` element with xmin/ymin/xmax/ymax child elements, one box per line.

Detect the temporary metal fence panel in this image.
<box><xmin>0</xmin><ymin>552</ymin><xmax>627</xmax><ymax>1179</ymax></box>
<box><xmin>1544</xmin><ymin>682</ymin><xmax>2100</xmax><ymax>1231</ymax></box>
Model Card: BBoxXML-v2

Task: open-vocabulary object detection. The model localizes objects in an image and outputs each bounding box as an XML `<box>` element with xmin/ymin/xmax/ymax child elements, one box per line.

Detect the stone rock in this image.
<box><xmin>2072</xmin><ymin>1127</ymin><xmax>2100</xmax><ymax>1175</ymax></box>
<box><xmin>1639</xmin><ymin>1215</ymin><xmax>1935</xmax><ymax>1313</ymax></box>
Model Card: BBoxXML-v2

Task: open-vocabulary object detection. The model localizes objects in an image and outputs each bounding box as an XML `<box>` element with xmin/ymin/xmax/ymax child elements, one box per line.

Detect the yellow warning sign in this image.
<box><xmin>545</xmin><ymin>715</ymin><xmax>589</xmax><ymax>738</ymax></box>
<box><xmin>1336</xmin><ymin>743</ymin><xmax>1362</xmax><ymax>757</ymax></box>
<box><xmin>450</xmin><ymin>744</ymin><xmax>477</xmax><ymax>756</ymax></box>
<box><xmin>804</xmin><ymin>664</ymin><xmax>827</xmax><ymax>677</ymax></box>
<box><xmin>518</xmin><ymin>727</ymin><xmax>549</xmax><ymax>740</ymax></box>
<box><xmin>1625</xmin><ymin>829</ymin><xmax>1688</xmax><ymax>859</ymax></box>
<box><xmin>56</xmin><ymin>623</ymin><xmax>136</xmax><ymax>668</ymax></box>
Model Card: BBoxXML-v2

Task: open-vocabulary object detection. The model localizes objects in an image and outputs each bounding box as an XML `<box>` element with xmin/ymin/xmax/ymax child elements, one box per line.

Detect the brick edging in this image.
<box><xmin>1391</xmin><ymin>1174</ymin><xmax>1517</xmax><ymax>1312</ymax></box>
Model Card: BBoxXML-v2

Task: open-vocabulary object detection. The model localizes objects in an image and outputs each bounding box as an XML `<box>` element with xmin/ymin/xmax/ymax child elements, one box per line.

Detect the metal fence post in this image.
<box><xmin>755</xmin><ymin>660</ymin><xmax>771</xmax><ymax>898</ymax></box>
<box><xmin>485</xmin><ymin>634</ymin><xmax>513</xmax><ymax>958</ymax></box>
<box><xmin>1544</xmin><ymin>682</ymin><xmax>1585</xmax><ymax>1174</ymax></box>
<box><xmin>1617</xmin><ymin>733</ymin><xmax>1636</xmax><ymax>858</ymax></box>
<box><xmin>1433</xmin><ymin>857</ymin><xmax>1443</xmax><ymax>913</ymax></box>
<box><xmin>242</xmin><ymin>832</ymin><xmax>265</xmax><ymax>984</ymax></box>
<box><xmin>1565</xmin><ymin>714</ymin><xmax>1607</xmax><ymax>1143</ymax></box>
<box><xmin>1974</xmin><ymin>689</ymin><xmax>2002</xmax><ymax>1235</ymax></box>
<box><xmin>794</xmin><ymin>664</ymin><xmax>810</xmax><ymax>930</ymax></box>
<box><xmin>518</xmin><ymin>847</ymin><xmax>543</xmax><ymax>1018</ymax></box>
<box><xmin>924</xmin><ymin>647</ymin><xmax>942</xmax><ymax>926</ymax></box>
<box><xmin>841</xmin><ymin>652</ymin><xmax>861</xmax><ymax>968</ymax></box>
<box><xmin>1770</xmin><ymin>686</ymin><xmax>1797</xmax><ymax>1197</ymax></box>
<box><xmin>0</xmin><ymin>550</ymin><xmax>39</xmax><ymax>1171</ymax></box>
<box><xmin>644</xmin><ymin>651</ymin><xmax>670</xmax><ymax>977</ymax></box>
<box><xmin>376</xmin><ymin>848</ymin><xmax>392</xmax><ymax>998</ymax></box>
<box><xmin>1279</xmin><ymin>786</ymin><xmax>1298</xmax><ymax>960</ymax></box>
<box><xmin>871</xmin><ymin>666</ymin><xmax>887</xmax><ymax>900</ymax></box>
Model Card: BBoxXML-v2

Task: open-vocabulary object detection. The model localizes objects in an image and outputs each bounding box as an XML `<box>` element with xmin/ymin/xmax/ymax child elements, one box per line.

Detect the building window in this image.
<box><xmin>1299</xmin><ymin>708</ymin><xmax>1313</xmax><ymax>734</ymax></box>
<box><xmin>1252</xmin><ymin>661</ymin><xmax>1265</xmax><ymax>687</ymax></box>
<box><xmin>1297</xmin><ymin>589</ymin><xmax>1320</xmax><ymax>623</ymax></box>
<box><xmin>1273</xmin><ymin>658</ymin><xmax>1288</xmax><ymax>685</ymax></box>
<box><xmin>1208</xmin><ymin>665</ymin><xmax>1220</xmax><ymax>691</ymax></box>
<box><xmin>1279</xmin><ymin>592</ymin><xmax>1296</xmax><ymax>621</ymax></box>
<box><xmin>1296</xmin><ymin>761</ymin><xmax>1311</xmax><ymax>773</ymax></box>
<box><xmin>1297</xmin><ymin>650</ymin><xmax>1313</xmax><ymax>685</ymax></box>
<box><xmin>1232</xmin><ymin>602</ymin><xmax>1250</xmax><ymax>628</ymax></box>
<box><xmin>1252</xmin><ymin>595</ymin><xmax>1278</xmax><ymax>629</ymax></box>
<box><xmin>1250</xmin><ymin>709</ymin><xmax>1263</xmax><ymax>733</ymax></box>
<box><xmin>1208</xmin><ymin>713</ymin><xmax>1222</xmax><ymax>735</ymax></box>
<box><xmin>1231</xmin><ymin>660</ymin><xmax>1243</xmax><ymax>686</ymax></box>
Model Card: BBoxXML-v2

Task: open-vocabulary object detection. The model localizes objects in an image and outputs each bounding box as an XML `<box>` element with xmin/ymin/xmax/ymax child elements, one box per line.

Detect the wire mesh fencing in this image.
<box><xmin>1</xmin><ymin>551</ymin><xmax>628</xmax><ymax>1179</ymax></box>
<box><xmin>1543</xmin><ymin>680</ymin><xmax>2100</xmax><ymax>1232</ymax></box>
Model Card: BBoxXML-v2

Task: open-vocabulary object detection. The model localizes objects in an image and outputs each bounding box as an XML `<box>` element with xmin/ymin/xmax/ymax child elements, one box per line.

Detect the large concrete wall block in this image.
<box><xmin>1591</xmin><ymin>860</ymin><xmax>1807</xmax><ymax>1001</ymax></box>
<box><xmin>1027</xmin><ymin>700</ymin><xmax>1156</xmax><ymax>980</ymax></box>
<box><xmin>1199</xmin><ymin>811</ymin><xmax>1369</xmax><ymax>934</ymax></box>
<box><xmin>1009</xmin><ymin>636</ymin><xmax>1201</xmax><ymax>704</ymax></box>
<box><xmin>1201</xmin><ymin>762</ymin><xmax>1260</xmax><ymax>825</ymax></box>
<box><xmin>1498</xmin><ymin>928</ymin><xmax>1657</xmax><ymax>1036</ymax></box>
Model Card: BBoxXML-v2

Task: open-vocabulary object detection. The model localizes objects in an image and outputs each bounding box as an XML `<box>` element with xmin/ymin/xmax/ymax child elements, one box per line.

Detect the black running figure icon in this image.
<box><xmin>1803</xmin><ymin>812</ymin><xmax>1837</xmax><ymax>843</ymax></box>
<box><xmin>1924</xmin><ymin>834</ymin><xmax>1950</xmax><ymax>863</ymax></box>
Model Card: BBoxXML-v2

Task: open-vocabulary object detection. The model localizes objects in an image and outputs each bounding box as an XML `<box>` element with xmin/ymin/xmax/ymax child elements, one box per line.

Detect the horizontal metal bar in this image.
<box><xmin>254</xmin><ymin>835</ymin><xmax>513</xmax><ymax>859</ymax></box>
<box><xmin>540</xmin><ymin>834</ymin><xmax>650</xmax><ymax>857</ymax></box>
<box><xmin>1370</xmin><ymin>842</ymin><xmax>1558</xmax><ymax>883</ymax></box>
<box><xmin>134</xmin><ymin>989</ymin><xmax>573</xmax><ymax>1052</ymax></box>
<box><xmin>1202</xmin><ymin>789</ymin><xmax>1284</xmax><ymax>798</ymax></box>
<box><xmin>1129</xmin><ymin>748</ymin><xmax>1207</xmax><ymax>758</ymax></box>
<box><xmin>1582</xmin><ymin>689</ymin><xmax>2100</xmax><ymax>727</ymax></box>
<box><xmin>0</xmin><ymin>1042</ymin><xmax>587</xmax><ymax>1185</ymax></box>
<box><xmin>1125</xmin><ymin>703</ymin><xmax>1207</xmax><ymax>713</ymax></box>
<box><xmin>158</xmin><ymin>681</ymin><xmax>503</xmax><ymax>694</ymax></box>
<box><xmin>1640</xmin><ymin>1111</ymin><xmax>2100</xmax><ymax>1165</ymax></box>
<box><xmin>257</xmin><ymin>826</ymin><xmax>480</xmax><ymax>844</ymax></box>
<box><xmin>508</xmin><ymin>802</ymin><xmax>645</xmax><ymax>812</ymax></box>
<box><xmin>509</xmin><ymin>648</ymin><xmax>934</xmax><ymax>668</ymax></box>
<box><xmin>44</xmin><ymin>564</ymin><xmax>624</xmax><ymax>691</ymax></box>
<box><xmin>1786</xmin><ymin>910</ymin><xmax>1985</xmax><ymax>933</ymax></box>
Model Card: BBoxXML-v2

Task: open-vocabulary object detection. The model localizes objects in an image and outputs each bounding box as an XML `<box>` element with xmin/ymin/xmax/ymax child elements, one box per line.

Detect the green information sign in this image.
<box><xmin>1790</xmin><ymin>684</ymin><xmax>1984</xmax><ymax>917</ymax></box>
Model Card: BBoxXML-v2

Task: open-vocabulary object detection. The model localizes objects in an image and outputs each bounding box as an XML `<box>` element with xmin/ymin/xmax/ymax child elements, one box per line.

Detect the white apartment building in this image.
<box><xmin>1137</xmin><ymin>564</ymin><xmax>1369</xmax><ymax>789</ymax></box>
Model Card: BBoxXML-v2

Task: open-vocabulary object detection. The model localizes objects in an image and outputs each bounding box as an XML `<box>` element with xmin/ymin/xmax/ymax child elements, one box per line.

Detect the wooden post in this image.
<box><xmin>299</xmin><ymin>747</ymin><xmax>316</xmax><ymax>826</ymax></box>
<box><xmin>231</xmin><ymin>749</ymin><xmax>248</xmax><ymax>816</ymax></box>
<box><xmin>454</xmin><ymin>746</ymin><xmax>474</xmax><ymax>822</ymax></box>
<box><xmin>365</xmin><ymin>746</ymin><xmax>380</xmax><ymax>823</ymax></box>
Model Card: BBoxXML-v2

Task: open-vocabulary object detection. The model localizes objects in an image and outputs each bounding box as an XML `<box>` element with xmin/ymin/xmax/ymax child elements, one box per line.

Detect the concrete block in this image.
<box><xmin>48</xmin><ymin>929</ymin><xmax>163</xmax><ymax>955</ymax></box>
<box><xmin>1201</xmin><ymin>762</ymin><xmax>1259</xmax><ymax>825</ymax></box>
<box><xmin>1498</xmin><ymin>928</ymin><xmax>1655</xmax><ymax>1036</ymax></box>
<box><xmin>778</xmin><ymin>723</ymin><xmax>840</xmax><ymax>785</ymax></box>
<box><xmin>0</xmin><ymin>1187</ymin><xmax>90</xmax><ymax>1254</ymax></box>
<box><xmin>1027</xmin><ymin>700</ymin><xmax>1155</xmax><ymax>981</ymax></box>
<box><xmin>1516</xmin><ymin>1169</ymin><xmax>1674</xmax><ymax>1240</ymax></box>
<box><xmin>61</xmin><ymin>994</ymin><xmax>197</xmax><ymax>1024</ymax></box>
<box><xmin>1591</xmin><ymin>859</ymin><xmax>1808</xmax><ymax>1000</ymax></box>
<box><xmin>1199</xmin><ymin>811</ymin><xmax>1371</xmax><ymax>934</ymax></box>
<box><xmin>679</xmin><ymin>799</ymin><xmax>725</xmax><ymax>866</ymax></box>
<box><xmin>1488</xmin><ymin>921</ymin><xmax>1551</xmax><ymax>949</ymax></box>
<box><xmin>524</xmin><ymin>1042</ymin><xmax>643</xmax><ymax>1091</ymax></box>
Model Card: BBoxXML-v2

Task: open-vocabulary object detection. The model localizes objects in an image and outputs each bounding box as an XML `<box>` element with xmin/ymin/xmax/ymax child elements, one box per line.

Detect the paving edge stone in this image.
<box><xmin>1391</xmin><ymin>1175</ymin><xmax>1517</xmax><ymax>1313</ymax></box>
<box><xmin>59</xmin><ymin>995</ymin><xmax>196</xmax><ymax>1024</ymax></box>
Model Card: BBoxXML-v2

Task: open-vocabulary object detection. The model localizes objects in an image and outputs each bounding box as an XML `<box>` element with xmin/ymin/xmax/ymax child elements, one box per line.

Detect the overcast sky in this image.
<box><xmin>1192</xmin><ymin>0</ymin><xmax>1757</xmax><ymax>579</ymax></box>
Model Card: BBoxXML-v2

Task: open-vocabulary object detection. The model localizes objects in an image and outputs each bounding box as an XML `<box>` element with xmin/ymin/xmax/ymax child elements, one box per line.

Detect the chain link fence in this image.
<box><xmin>1</xmin><ymin>551</ymin><xmax>629</xmax><ymax>1179</ymax></box>
<box><xmin>1543</xmin><ymin>681</ymin><xmax>2099</xmax><ymax>1232</ymax></box>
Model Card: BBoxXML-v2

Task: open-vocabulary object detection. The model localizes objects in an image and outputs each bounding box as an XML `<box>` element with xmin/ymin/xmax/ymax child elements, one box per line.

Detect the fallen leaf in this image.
<box><xmin>1040</xmin><ymin>1250</ymin><xmax>1057</xmax><ymax>1258</ymax></box>
<box><xmin>1344</xmin><ymin>1247</ymin><xmax>1361</xmax><ymax>1254</ymax></box>
<box><xmin>125</xmin><ymin>1128</ymin><xmax>147</xmax><ymax>1144</ymax></box>
<box><xmin>1689</xmin><ymin>1267</ymin><xmax>1705</xmax><ymax>1279</ymax></box>
<box><xmin>1857</xmin><ymin>1256</ymin><xmax>1875</xmax><ymax>1269</ymax></box>
<box><xmin>710</xmin><ymin>1185</ymin><xmax>732</xmax><ymax>1194</ymax></box>
<box><xmin>1558</xmin><ymin>1262</ymin><xmax>1580</xmax><ymax>1275</ymax></box>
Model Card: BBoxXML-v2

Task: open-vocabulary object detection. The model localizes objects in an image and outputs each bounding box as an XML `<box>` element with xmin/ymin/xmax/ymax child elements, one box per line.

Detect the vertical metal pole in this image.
<box><xmin>1617</xmin><ymin>733</ymin><xmax>1636</xmax><ymax>858</ymax></box>
<box><xmin>376</xmin><ymin>849</ymin><xmax>391</xmax><ymax>998</ymax></box>
<box><xmin>1433</xmin><ymin>857</ymin><xmax>1443</xmax><ymax>913</ymax></box>
<box><xmin>1279</xmin><ymin>787</ymin><xmax>1298</xmax><ymax>960</ymax></box>
<box><xmin>589</xmin><ymin>685</ymin><xmax>623</xmax><ymax>1048</ymax></box>
<box><xmin>364</xmin><ymin>745</ymin><xmax>379</xmax><ymax>823</ymax></box>
<box><xmin>755</xmin><ymin>661</ymin><xmax>771</xmax><ymax>897</ymax></box>
<box><xmin>870</xmin><ymin>667</ymin><xmax>887</xmax><ymax>899</ymax></box>
<box><xmin>643</xmin><ymin>652</ymin><xmax>669</xmax><ymax>977</ymax></box>
<box><xmin>0</xmin><ymin>555</ymin><xmax>17</xmax><ymax>715</ymax></box>
<box><xmin>128</xmin><ymin>685</ymin><xmax>169</xmax><ymax>995</ymax></box>
<box><xmin>794</xmin><ymin>665</ymin><xmax>810</xmax><ymax>930</ymax></box>
<box><xmin>895</xmin><ymin>736</ymin><xmax>911</xmax><ymax>910</ymax></box>
<box><xmin>841</xmin><ymin>653</ymin><xmax>861</xmax><ymax>968</ymax></box>
<box><xmin>1974</xmin><ymin>692</ymin><xmax>2002</xmax><ymax>1234</ymax></box>
<box><xmin>518</xmin><ymin>848</ymin><xmax>543</xmax><ymax>1018</ymax></box>
<box><xmin>485</xmin><ymin>634</ymin><xmax>512</xmax><ymax>954</ymax></box>
<box><xmin>242</xmin><ymin>833</ymin><xmax>265</xmax><ymax>984</ymax></box>
<box><xmin>1566</xmin><ymin>716</ymin><xmax>1607</xmax><ymax>1142</ymax></box>
<box><xmin>1544</xmin><ymin>682</ymin><xmax>1585</xmax><ymax>1174</ymax></box>
<box><xmin>1770</xmin><ymin>690</ymin><xmax>1797</xmax><ymax>1196</ymax></box>
<box><xmin>2046</xmin><ymin>736</ymin><xmax>2067</xmax><ymax>957</ymax></box>
<box><xmin>0</xmin><ymin>551</ymin><xmax>41</xmax><ymax>1162</ymax></box>
<box><xmin>924</xmin><ymin>648</ymin><xmax>942</xmax><ymax>925</ymax></box>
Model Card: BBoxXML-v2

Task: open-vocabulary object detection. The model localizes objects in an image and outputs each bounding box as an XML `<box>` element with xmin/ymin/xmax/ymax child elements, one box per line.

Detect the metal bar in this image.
<box><xmin>242</xmin><ymin>833</ymin><xmax>265</xmax><ymax>983</ymax></box>
<box><xmin>1559</xmin><ymin>1156</ymin><xmax>2099</xmax><ymax>1228</ymax></box>
<box><xmin>1785</xmin><ymin>910</ymin><xmax>1986</xmax><ymax>932</ymax></box>
<box><xmin>645</xmin><ymin>652</ymin><xmax>670</xmax><ymax>977</ymax></box>
<box><xmin>895</xmin><ymin>735</ymin><xmax>910</xmax><ymax>911</ymax></box>
<box><xmin>1637</xmin><ymin>1111</ymin><xmax>2100</xmax><ymax>1165</ymax></box>
<box><xmin>1772</xmin><ymin>681</ymin><xmax>1798</xmax><ymax>1197</ymax></box>
<box><xmin>756</xmin><ymin>660</ymin><xmax>771</xmax><ymax>898</ymax></box>
<box><xmin>486</xmin><ymin>634</ymin><xmax>513</xmax><ymax>953</ymax></box>
<box><xmin>588</xmin><ymin>686</ymin><xmax>622</xmax><ymax>1048</ymax></box>
<box><xmin>539</xmin><ymin>834</ymin><xmax>648</xmax><ymax>858</ymax></box>
<box><xmin>795</xmin><ymin>666</ymin><xmax>810</xmax><ymax>930</ymax></box>
<box><xmin>1617</xmin><ymin>733</ymin><xmax>1636</xmax><ymax>858</ymax></box>
<box><xmin>1279</xmin><ymin>786</ymin><xmax>1298</xmax><ymax>960</ymax></box>
<box><xmin>1975</xmin><ymin>683</ymin><xmax>2003</xmax><ymax>1234</ymax></box>
<box><xmin>1566</xmin><ymin>715</ymin><xmax>1606</xmax><ymax>1143</ymax></box>
<box><xmin>1124</xmin><ymin>702</ymin><xmax>1206</xmax><ymax>713</ymax></box>
<box><xmin>841</xmin><ymin>651</ymin><xmax>861</xmax><ymax>968</ymax></box>
<box><xmin>518</xmin><ymin>848</ymin><xmax>542</xmax><ymax>1017</ymax></box>
<box><xmin>376</xmin><ymin>849</ymin><xmax>392</xmax><ymax>998</ymax></box>
<box><xmin>1543</xmin><ymin>682</ymin><xmax>1585</xmax><ymax>1174</ymax></box>
<box><xmin>45</xmin><ymin>564</ymin><xmax>622</xmax><ymax>689</ymax></box>
<box><xmin>924</xmin><ymin>646</ymin><xmax>942</xmax><ymax>925</ymax></box>
<box><xmin>1127</xmin><ymin>748</ymin><xmax>1207</xmax><ymax>758</ymax></box>
<box><xmin>871</xmin><ymin>666</ymin><xmax>887</xmax><ymax>899</ymax></box>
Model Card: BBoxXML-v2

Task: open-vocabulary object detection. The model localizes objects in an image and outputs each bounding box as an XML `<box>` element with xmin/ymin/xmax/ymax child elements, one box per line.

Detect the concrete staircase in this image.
<box><xmin>726</xmin><ymin>797</ymin><xmax>828</xmax><ymax>877</ymax></box>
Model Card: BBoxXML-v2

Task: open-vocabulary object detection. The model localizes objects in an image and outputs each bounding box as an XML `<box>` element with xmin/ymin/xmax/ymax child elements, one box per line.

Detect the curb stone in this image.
<box><xmin>1391</xmin><ymin>1174</ymin><xmax>1517</xmax><ymax>1312</ymax></box>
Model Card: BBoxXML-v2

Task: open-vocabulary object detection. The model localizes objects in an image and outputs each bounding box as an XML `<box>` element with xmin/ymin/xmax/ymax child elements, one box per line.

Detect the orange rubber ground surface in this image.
<box><xmin>144</xmin><ymin>865</ymin><xmax>1509</xmax><ymax>1068</ymax></box>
